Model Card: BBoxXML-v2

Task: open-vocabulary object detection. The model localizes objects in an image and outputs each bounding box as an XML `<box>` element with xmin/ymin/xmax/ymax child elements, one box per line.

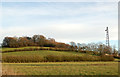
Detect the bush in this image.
<box><xmin>44</xmin><ymin>55</ymin><xmax>114</xmax><ymax>62</ymax></box>
<box><xmin>2</xmin><ymin>55</ymin><xmax>44</xmax><ymax>63</ymax></box>
<box><xmin>44</xmin><ymin>55</ymin><xmax>60</xmax><ymax>62</ymax></box>
<box><xmin>113</xmin><ymin>56</ymin><xmax>120</xmax><ymax>59</ymax></box>
<box><xmin>2</xmin><ymin>54</ymin><xmax>114</xmax><ymax>63</ymax></box>
<box><xmin>100</xmin><ymin>55</ymin><xmax>114</xmax><ymax>61</ymax></box>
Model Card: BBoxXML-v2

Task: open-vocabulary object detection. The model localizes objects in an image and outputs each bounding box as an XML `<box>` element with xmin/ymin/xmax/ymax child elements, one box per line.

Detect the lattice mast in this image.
<box><xmin>105</xmin><ymin>27</ymin><xmax>110</xmax><ymax>47</ymax></box>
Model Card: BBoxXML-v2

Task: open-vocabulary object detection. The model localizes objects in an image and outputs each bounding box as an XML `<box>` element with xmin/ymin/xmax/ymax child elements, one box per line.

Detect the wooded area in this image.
<box><xmin>2</xmin><ymin>35</ymin><xmax>70</xmax><ymax>48</ymax></box>
<box><xmin>1</xmin><ymin>35</ymin><xmax>118</xmax><ymax>55</ymax></box>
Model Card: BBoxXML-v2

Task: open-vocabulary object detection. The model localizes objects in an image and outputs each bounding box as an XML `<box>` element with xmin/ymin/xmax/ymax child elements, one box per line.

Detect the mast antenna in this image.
<box><xmin>105</xmin><ymin>27</ymin><xmax>110</xmax><ymax>47</ymax></box>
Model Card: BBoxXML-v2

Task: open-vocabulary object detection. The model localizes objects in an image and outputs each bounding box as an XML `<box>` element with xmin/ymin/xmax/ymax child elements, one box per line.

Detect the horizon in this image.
<box><xmin>0</xmin><ymin>2</ymin><xmax>118</xmax><ymax>48</ymax></box>
<box><xmin>0</xmin><ymin>34</ymin><xmax>118</xmax><ymax>50</ymax></box>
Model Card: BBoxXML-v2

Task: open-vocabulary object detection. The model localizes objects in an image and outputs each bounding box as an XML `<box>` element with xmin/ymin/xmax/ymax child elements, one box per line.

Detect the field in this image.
<box><xmin>2</xmin><ymin>46</ymin><xmax>47</xmax><ymax>52</ymax></box>
<box><xmin>2</xmin><ymin>50</ymin><xmax>86</xmax><ymax>57</ymax></box>
<box><xmin>2</xmin><ymin>62</ymin><xmax>118</xmax><ymax>75</ymax></box>
<box><xmin>1</xmin><ymin>47</ymin><xmax>119</xmax><ymax>75</ymax></box>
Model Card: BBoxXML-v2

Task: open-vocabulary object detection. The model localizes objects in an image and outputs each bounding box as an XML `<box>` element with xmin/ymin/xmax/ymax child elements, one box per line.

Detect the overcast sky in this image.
<box><xmin>0</xmin><ymin>2</ymin><xmax>118</xmax><ymax>47</ymax></box>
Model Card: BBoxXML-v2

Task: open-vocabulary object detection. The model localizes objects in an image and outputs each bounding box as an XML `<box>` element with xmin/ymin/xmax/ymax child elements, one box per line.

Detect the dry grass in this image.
<box><xmin>2</xmin><ymin>62</ymin><xmax>118</xmax><ymax>75</ymax></box>
<box><xmin>2</xmin><ymin>66</ymin><xmax>24</xmax><ymax>75</ymax></box>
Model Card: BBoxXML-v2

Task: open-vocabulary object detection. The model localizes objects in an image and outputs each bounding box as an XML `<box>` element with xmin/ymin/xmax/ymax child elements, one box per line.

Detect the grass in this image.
<box><xmin>2</xmin><ymin>50</ymin><xmax>86</xmax><ymax>57</ymax></box>
<box><xmin>2</xmin><ymin>50</ymin><xmax>94</xmax><ymax>63</ymax></box>
<box><xmin>1</xmin><ymin>47</ymin><xmax>119</xmax><ymax>75</ymax></box>
<box><xmin>2</xmin><ymin>50</ymin><xmax>115</xmax><ymax>62</ymax></box>
<box><xmin>115</xmin><ymin>59</ymin><xmax>120</xmax><ymax>62</ymax></box>
<box><xmin>2</xmin><ymin>46</ymin><xmax>49</xmax><ymax>52</ymax></box>
<box><xmin>2</xmin><ymin>62</ymin><xmax>118</xmax><ymax>75</ymax></box>
<box><xmin>2</xmin><ymin>66</ymin><xmax>24</xmax><ymax>75</ymax></box>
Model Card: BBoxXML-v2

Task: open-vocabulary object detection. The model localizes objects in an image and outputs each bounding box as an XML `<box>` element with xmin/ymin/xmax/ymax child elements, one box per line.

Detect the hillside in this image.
<box><xmin>2</xmin><ymin>50</ymin><xmax>85</xmax><ymax>57</ymax></box>
<box><xmin>2</xmin><ymin>47</ymin><xmax>115</xmax><ymax>63</ymax></box>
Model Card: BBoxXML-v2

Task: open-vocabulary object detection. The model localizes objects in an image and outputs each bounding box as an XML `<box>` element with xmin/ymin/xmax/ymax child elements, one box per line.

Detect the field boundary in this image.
<box><xmin>1</xmin><ymin>75</ymin><xmax>119</xmax><ymax>77</ymax></box>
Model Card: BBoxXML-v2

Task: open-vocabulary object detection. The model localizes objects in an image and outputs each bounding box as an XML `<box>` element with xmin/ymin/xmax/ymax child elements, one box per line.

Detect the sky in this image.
<box><xmin>0</xmin><ymin>2</ymin><xmax>118</xmax><ymax>48</ymax></box>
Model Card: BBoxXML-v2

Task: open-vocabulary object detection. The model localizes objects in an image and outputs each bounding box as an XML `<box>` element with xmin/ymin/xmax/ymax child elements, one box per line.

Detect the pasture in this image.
<box><xmin>2</xmin><ymin>62</ymin><xmax>118</xmax><ymax>75</ymax></box>
<box><xmin>1</xmin><ymin>47</ymin><xmax>119</xmax><ymax>75</ymax></box>
<box><xmin>2</xmin><ymin>50</ymin><xmax>86</xmax><ymax>57</ymax></box>
<box><xmin>2</xmin><ymin>46</ymin><xmax>46</xmax><ymax>52</ymax></box>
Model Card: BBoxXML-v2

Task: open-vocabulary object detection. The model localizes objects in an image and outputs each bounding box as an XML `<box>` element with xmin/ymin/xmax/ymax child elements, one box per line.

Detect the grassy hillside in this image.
<box><xmin>2</xmin><ymin>46</ymin><xmax>49</xmax><ymax>52</ymax></box>
<box><xmin>2</xmin><ymin>47</ymin><xmax>118</xmax><ymax>75</ymax></box>
<box><xmin>2</xmin><ymin>50</ymin><xmax>86</xmax><ymax>57</ymax></box>
<box><xmin>2</xmin><ymin>50</ymin><xmax>115</xmax><ymax>63</ymax></box>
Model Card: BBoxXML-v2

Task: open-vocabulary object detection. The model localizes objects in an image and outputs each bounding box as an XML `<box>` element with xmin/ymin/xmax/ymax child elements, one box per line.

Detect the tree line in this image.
<box><xmin>2</xmin><ymin>35</ymin><xmax>118</xmax><ymax>55</ymax></box>
<box><xmin>2</xmin><ymin>35</ymin><xmax>71</xmax><ymax>49</ymax></box>
<box><xmin>70</xmin><ymin>41</ymin><xmax>118</xmax><ymax>55</ymax></box>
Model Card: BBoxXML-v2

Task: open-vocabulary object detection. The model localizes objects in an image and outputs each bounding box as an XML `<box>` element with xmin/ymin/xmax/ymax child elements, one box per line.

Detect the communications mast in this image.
<box><xmin>105</xmin><ymin>27</ymin><xmax>110</xmax><ymax>47</ymax></box>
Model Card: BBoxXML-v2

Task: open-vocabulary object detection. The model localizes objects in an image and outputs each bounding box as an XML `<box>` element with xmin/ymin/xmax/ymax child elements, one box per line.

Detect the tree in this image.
<box><xmin>32</xmin><ymin>35</ymin><xmax>46</xmax><ymax>46</ymax></box>
<box><xmin>2</xmin><ymin>37</ymin><xmax>19</xmax><ymax>48</ymax></box>
<box><xmin>112</xmin><ymin>45</ymin><xmax>118</xmax><ymax>55</ymax></box>
<box><xmin>98</xmin><ymin>44</ymin><xmax>104</xmax><ymax>55</ymax></box>
<box><xmin>77</xmin><ymin>43</ymin><xmax>82</xmax><ymax>51</ymax></box>
<box><xmin>44</xmin><ymin>38</ymin><xmax>56</xmax><ymax>47</ymax></box>
<box><xmin>32</xmin><ymin>35</ymin><xmax>40</xmax><ymax>43</ymax></box>
<box><xmin>18</xmin><ymin>37</ymin><xmax>30</xmax><ymax>47</ymax></box>
<box><xmin>70</xmin><ymin>41</ymin><xmax>76</xmax><ymax>47</ymax></box>
<box><xmin>2</xmin><ymin>37</ymin><xmax>10</xmax><ymax>47</ymax></box>
<box><xmin>38</xmin><ymin>35</ymin><xmax>46</xmax><ymax>46</ymax></box>
<box><xmin>70</xmin><ymin>41</ymin><xmax>77</xmax><ymax>51</ymax></box>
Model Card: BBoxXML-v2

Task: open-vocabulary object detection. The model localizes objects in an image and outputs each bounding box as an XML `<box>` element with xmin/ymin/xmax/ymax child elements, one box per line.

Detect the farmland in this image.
<box><xmin>2</xmin><ymin>50</ymin><xmax>85</xmax><ymax>57</ymax></box>
<box><xmin>1</xmin><ymin>1</ymin><xmax>119</xmax><ymax>76</ymax></box>
<box><xmin>1</xmin><ymin>47</ymin><xmax>119</xmax><ymax>75</ymax></box>
<box><xmin>2</xmin><ymin>50</ymin><xmax>115</xmax><ymax>63</ymax></box>
<box><xmin>2</xmin><ymin>62</ymin><xmax>118</xmax><ymax>75</ymax></box>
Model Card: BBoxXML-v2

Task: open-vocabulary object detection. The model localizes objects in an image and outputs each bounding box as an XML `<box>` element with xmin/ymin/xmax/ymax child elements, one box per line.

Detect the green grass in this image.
<box><xmin>2</xmin><ymin>46</ymin><xmax>49</xmax><ymax>52</ymax></box>
<box><xmin>2</xmin><ymin>47</ymin><xmax>118</xmax><ymax>75</ymax></box>
<box><xmin>115</xmin><ymin>59</ymin><xmax>120</xmax><ymax>61</ymax></box>
<box><xmin>2</xmin><ymin>62</ymin><xmax>118</xmax><ymax>75</ymax></box>
<box><xmin>2</xmin><ymin>50</ymin><xmax>115</xmax><ymax>62</ymax></box>
<box><xmin>2</xmin><ymin>50</ymin><xmax>86</xmax><ymax>57</ymax></box>
<box><xmin>2</xmin><ymin>50</ymin><xmax>90</xmax><ymax>62</ymax></box>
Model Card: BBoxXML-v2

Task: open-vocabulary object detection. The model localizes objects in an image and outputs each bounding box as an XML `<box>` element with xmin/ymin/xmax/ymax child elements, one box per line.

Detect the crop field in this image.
<box><xmin>2</xmin><ymin>62</ymin><xmax>118</xmax><ymax>75</ymax></box>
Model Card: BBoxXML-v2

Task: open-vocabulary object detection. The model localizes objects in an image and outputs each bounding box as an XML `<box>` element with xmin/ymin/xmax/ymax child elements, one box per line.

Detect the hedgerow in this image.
<box><xmin>2</xmin><ymin>55</ymin><xmax>114</xmax><ymax>63</ymax></box>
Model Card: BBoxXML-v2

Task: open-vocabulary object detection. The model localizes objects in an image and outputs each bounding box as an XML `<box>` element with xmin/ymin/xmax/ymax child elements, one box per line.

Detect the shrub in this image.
<box><xmin>44</xmin><ymin>55</ymin><xmax>113</xmax><ymax>62</ymax></box>
<box><xmin>100</xmin><ymin>55</ymin><xmax>114</xmax><ymax>61</ymax></box>
<box><xmin>113</xmin><ymin>56</ymin><xmax>120</xmax><ymax>59</ymax></box>
<box><xmin>2</xmin><ymin>54</ymin><xmax>114</xmax><ymax>63</ymax></box>
<box><xmin>2</xmin><ymin>55</ymin><xmax>44</xmax><ymax>63</ymax></box>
